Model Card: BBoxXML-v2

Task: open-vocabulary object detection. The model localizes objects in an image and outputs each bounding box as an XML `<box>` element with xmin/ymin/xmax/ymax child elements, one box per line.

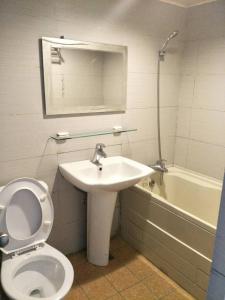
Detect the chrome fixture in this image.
<box><xmin>91</xmin><ymin>143</ymin><xmax>107</xmax><ymax>167</ymax></box>
<box><xmin>150</xmin><ymin>160</ymin><xmax>168</xmax><ymax>173</ymax></box>
<box><xmin>151</xmin><ymin>31</ymin><xmax>179</xmax><ymax>179</ymax></box>
<box><xmin>0</xmin><ymin>233</ymin><xmax>9</xmax><ymax>248</ymax></box>
<box><xmin>159</xmin><ymin>31</ymin><xmax>179</xmax><ymax>59</ymax></box>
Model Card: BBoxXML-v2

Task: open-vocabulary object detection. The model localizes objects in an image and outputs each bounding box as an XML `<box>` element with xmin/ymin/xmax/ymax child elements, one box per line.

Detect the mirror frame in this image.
<box><xmin>41</xmin><ymin>37</ymin><xmax>128</xmax><ymax>116</ymax></box>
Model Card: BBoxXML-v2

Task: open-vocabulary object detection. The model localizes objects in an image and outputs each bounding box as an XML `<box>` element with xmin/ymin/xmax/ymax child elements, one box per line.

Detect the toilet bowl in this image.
<box><xmin>0</xmin><ymin>178</ymin><xmax>74</xmax><ymax>300</ymax></box>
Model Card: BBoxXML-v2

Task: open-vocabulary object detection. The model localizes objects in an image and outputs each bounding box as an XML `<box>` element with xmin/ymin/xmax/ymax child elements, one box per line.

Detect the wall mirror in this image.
<box><xmin>41</xmin><ymin>37</ymin><xmax>127</xmax><ymax>116</ymax></box>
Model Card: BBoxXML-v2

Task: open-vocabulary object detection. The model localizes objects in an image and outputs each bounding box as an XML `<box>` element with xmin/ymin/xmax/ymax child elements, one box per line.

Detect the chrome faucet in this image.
<box><xmin>150</xmin><ymin>160</ymin><xmax>168</xmax><ymax>173</ymax></box>
<box><xmin>0</xmin><ymin>232</ymin><xmax>9</xmax><ymax>248</ymax></box>
<box><xmin>91</xmin><ymin>143</ymin><xmax>107</xmax><ymax>167</ymax></box>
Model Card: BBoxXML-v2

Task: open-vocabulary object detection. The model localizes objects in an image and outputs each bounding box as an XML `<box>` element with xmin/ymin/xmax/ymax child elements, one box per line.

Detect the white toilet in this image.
<box><xmin>0</xmin><ymin>178</ymin><xmax>74</xmax><ymax>300</ymax></box>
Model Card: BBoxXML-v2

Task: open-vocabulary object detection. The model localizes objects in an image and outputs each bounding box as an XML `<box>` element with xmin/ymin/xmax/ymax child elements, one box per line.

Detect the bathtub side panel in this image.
<box><xmin>122</xmin><ymin>187</ymin><xmax>215</xmax><ymax>258</ymax></box>
<box><xmin>124</xmin><ymin>206</ymin><xmax>211</xmax><ymax>275</ymax></box>
<box><xmin>120</xmin><ymin>187</ymin><xmax>213</xmax><ymax>300</ymax></box>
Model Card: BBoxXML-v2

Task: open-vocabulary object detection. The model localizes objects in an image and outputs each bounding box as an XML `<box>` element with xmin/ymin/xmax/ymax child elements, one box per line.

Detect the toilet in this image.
<box><xmin>0</xmin><ymin>178</ymin><xmax>74</xmax><ymax>300</ymax></box>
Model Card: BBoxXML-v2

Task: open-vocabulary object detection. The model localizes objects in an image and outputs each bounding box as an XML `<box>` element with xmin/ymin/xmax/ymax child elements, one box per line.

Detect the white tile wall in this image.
<box><xmin>0</xmin><ymin>0</ymin><xmax>184</xmax><ymax>253</ymax></box>
<box><xmin>187</xmin><ymin>141</ymin><xmax>225</xmax><ymax>180</ymax></box>
<box><xmin>190</xmin><ymin>110</ymin><xmax>225</xmax><ymax>147</ymax></box>
<box><xmin>194</xmin><ymin>75</ymin><xmax>225</xmax><ymax>111</ymax></box>
<box><xmin>176</xmin><ymin>107</ymin><xmax>192</xmax><ymax>138</ymax></box>
<box><xmin>4</xmin><ymin>0</ymin><xmax>224</xmax><ymax>255</ymax></box>
<box><xmin>184</xmin><ymin>0</ymin><xmax>225</xmax><ymax>41</ymax></box>
<box><xmin>174</xmin><ymin>1</ymin><xmax>225</xmax><ymax>180</ymax></box>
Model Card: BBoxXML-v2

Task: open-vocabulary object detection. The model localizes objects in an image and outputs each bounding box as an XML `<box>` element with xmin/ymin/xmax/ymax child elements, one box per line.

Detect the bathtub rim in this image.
<box><xmin>134</xmin><ymin>166</ymin><xmax>222</xmax><ymax>235</ymax></box>
<box><xmin>167</xmin><ymin>165</ymin><xmax>222</xmax><ymax>189</ymax></box>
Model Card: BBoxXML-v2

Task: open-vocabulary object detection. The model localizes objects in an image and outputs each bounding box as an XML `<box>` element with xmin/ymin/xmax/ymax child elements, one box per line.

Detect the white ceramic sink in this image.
<box><xmin>59</xmin><ymin>156</ymin><xmax>153</xmax><ymax>266</ymax></box>
<box><xmin>59</xmin><ymin>156</ymin><xmax>152</xmax><ymax>192</ymax></box>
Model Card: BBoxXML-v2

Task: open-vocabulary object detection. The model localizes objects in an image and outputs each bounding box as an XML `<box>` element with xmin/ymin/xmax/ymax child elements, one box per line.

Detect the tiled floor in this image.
<box><xmin>65</xmin><ymin>236</ymin><xmax>195</xmax><ymax>300</ymax></box>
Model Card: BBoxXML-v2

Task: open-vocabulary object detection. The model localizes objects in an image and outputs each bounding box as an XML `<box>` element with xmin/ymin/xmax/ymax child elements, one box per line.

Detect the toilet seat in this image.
<box><xmin>0</xmin><ymin>178</ymin><xmax>53</xmax><ymax>254</ymax></box>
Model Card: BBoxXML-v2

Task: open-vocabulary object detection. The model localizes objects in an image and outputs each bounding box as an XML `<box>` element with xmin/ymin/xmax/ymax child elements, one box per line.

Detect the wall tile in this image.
<box><xmin>190</xmin><ymin>109</ymin><xmax>225</xmax><ymax>147</ymax></box>
<box><xmin>0</xmin><ymin>0</ymin><xmax>184</xmax><ymax>255</ymax></box>
<box><xmin>0</xmin><ymin>154</ymin><xmax>58</xmax><ymax>192</ymax></box>
<box><xmin>176</xmin><ymin>5</ymin><xmax>225</xmax><ymax>180</ymax></box>
<box><xmin>120</xmin><ymin>0</ymin><xmax>186</xmax><ymax>39</ymax></box>
<box><xmin>161</xmin><ymin>137</ymin><xmax>176</xmax><ymax>165</ymax></box>
<box><xmin>58</xmin><ymin>178</ymin><xmax>86</xmax><ymax>224</ymax></box>
<box><xmin>122</xmin><ymin>108</ymin><xmax>157</xmax><ymax>141</ymax></box>
<box><xmin>122</xmin><ymin>139</ymin><xmax>157</xmax><ymax>166</ymax></box>
<box><xmin>0</xmin><ymin>0</ymin><xmax>56</xmax><ymax>19</ymax></box>
<box><xmin>126</xmin><ymin>73</ymin><xmax>157</xmax><ymax>109</ymax></box>
<box><xmin>186</xmin><ymin>141</ymin><xmax>225</xmax><ymax>179</ymax></box>
<box><xmin>49</xmin><ymin>219</ymin><xmax>86</xmax><ymax>254</ymax></box>
<box><xmin>174</xmin><ymin>137</ymin><xmax>188</xmax><ymax>167</ymax></box>
<box><xmin>193</xmin><ymin>75</ymin><xmax>225</xmax><ymax>111</ymax></box>
<box><xmin>126</xmin><ymin>37</ymin><xmax>159</xmax><ymax>74</ymax></box>
<box><xmin>161</xmin><ymin>107</ymin><xmax>177</xmax><ymax>138</ymax></box>
<box><xmin>197</xmin><ymin>38</ymin><xmax>225</xmax><ymax>75</ymax></box>
<box><xmin>180</xmin><ymin>41</ymin><xmax>198</xmax><ymax>75</ymax></box>
<box><xmin>176</xmin><ymin>107</ymin><xmax>191</xmax><ymax>138</ymax></box>
<box><xmin>160</xmin><ymin>74</ymin><xmax>180</xmax><ymax>107</ymax></box>
<box><xmin>178</xmin><ymin>75</ymin><xmax>195</xmax><ymax>107</ymax></box>
<box><xmin>185</xmin><ymin>4</ymin><xmax>225</xmax><ymax>41</ymax></box>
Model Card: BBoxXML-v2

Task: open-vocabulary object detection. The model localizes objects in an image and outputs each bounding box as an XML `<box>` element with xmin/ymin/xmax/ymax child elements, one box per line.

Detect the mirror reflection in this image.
<box><xmin>41</xmin><ymin>38</ymin><xmax>127</xmax><ymax>115</ymax></box>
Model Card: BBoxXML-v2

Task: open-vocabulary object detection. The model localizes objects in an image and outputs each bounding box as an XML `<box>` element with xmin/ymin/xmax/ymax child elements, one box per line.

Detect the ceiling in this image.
<box><xmin>159</xmin><ymin>0</ymin><xmax>217</xmax><ymax>8</ymax></box>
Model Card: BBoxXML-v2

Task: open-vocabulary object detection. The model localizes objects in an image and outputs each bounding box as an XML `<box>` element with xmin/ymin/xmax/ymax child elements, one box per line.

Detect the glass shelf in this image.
<box><xmin>50</xmin><ymin>128</ymin><xmax>137</xmax><ymax>141</ymax></box>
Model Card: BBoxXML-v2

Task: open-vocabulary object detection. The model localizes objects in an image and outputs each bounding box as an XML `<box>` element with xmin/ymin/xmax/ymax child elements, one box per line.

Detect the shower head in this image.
<box><xmin>159</xmin><ymin>30</ymin><xmax>179</xmax><ymax>55</ymax></box>
<box><xmin>168</xmin><ymin>30</ymin><xmax>179</xmax><ymax>40</ymax></box>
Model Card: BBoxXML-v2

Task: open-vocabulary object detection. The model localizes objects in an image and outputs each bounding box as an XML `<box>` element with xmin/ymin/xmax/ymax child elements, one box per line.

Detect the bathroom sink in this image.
<box><xmin>59</xmin><ymin>156</ymin><xmax>153</xmax><ymax>267</ymax></box>
<box><xmin>59</xmin><ymin>156</ymin><xmax>153</xmax><ymax>192</ymax></box>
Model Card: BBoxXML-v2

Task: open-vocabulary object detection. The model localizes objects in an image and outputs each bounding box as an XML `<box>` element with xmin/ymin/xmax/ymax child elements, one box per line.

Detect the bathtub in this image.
<box><xmin>120</xmin><ymin>166</ymin><xmax>222</xmax><ymax>300</ymax></box>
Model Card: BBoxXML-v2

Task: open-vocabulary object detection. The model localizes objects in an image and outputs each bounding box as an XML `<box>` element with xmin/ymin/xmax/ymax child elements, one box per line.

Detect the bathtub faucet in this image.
<box><xmin>91</xmin><ymin>143</ymin><xmax>107</xmax><ymax>167</ymax></box>
<box><xmin>150</xmin><ymin>160</ymin><xmax>168</xmax><ymax>173</ymax></box>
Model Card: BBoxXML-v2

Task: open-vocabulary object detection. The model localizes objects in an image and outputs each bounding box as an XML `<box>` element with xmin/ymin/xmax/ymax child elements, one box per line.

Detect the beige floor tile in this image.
<box><xmin>169</xmin><ymin>282</ymin><xmax>196</xmax><ymax>299</ymax></box>
<box><xmin>120</xmin><ymin>282</ymin><xmax>156</xmax><ymax>300</ymax></box>
<box><xmin>95</xmin><ymin>258</ymin><xmax>124</xmax><ymax>276</ymax></box>
<box><xmin>80</xmin><ymin>276</ymin><xmax>117</xmax><ymax>300</ymax></box>
<box><xmin>65</xmin><ymin>285</ymin><xmax>88</xmax><ymax>300</ymax></box>
<box><xmin>108</xmin><ymin>293</ymin><xmax>123</xmax><ymax>299</ymax></box>
<box><xmin>68</xmin><ymin>251</ymin><xmax>87</xmax><ymax>267</ymax></box>
<box><xmin>143</xmin><ymin>272</ymin><xmax>175</xmax><ymax>298</ymax></box>
<box><xmin>106</xmin><ymin>265</ymin><xmax>139</xmax><ymax>291</ymax></box>
<box><xmin>139</xmin><ymin>256</ymin><xmax>168</xmax><ymax>275</ymax></box>
<box><xmin>110</xmin><ymin>236</ymin><xmax>128</xmax><ymax>250</ymax></box>
<box><xmin>125</xmin><ymin>255</ymin><xmax>155</xmax><ymax>280</ymax></box>
<box><xmin>110</xmin><ymin>244</ymin><xmax>138</xmax><ymax>262</ymax></box>
<box><xmin>162</xmin><ymin>291</ymin><xmax>195</xmax><ymax>300</ymax></box>
<box><xmin>76</xmin><ymin>261</ymin><xmax>103</xmax><ymax>285</ymax></box>
<box><xmin>65</xmin><ymin>237</ymin><xmax>194</xmax><ymax>300</ymax></box>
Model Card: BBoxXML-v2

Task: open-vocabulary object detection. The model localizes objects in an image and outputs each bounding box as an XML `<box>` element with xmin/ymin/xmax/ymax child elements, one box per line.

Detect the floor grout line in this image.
<box><xmin>66</xmin><ymin>237</ymin><xmax>194</xmax><ymax>300</ymax></box>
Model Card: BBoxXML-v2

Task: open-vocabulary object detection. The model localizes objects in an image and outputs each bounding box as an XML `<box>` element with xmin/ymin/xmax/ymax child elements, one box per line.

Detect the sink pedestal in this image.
<box><xmin>87</xmin><ymin>191</ymin><xmax>117</xmax><ymax>266</ymax></box>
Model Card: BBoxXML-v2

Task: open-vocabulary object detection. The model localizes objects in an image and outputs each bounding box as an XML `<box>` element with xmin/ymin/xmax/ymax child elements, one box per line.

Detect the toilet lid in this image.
<box><xmin>0</xmin><ymin>178</ymin><xmax>54</xmax><ymax>254</ymax></box>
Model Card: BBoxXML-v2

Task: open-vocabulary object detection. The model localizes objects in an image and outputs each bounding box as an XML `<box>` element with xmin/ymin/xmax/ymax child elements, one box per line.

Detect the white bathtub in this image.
<box><xmin>120</xmin><ymin>166</ymin><xmax>222</xmax><ymax>300</ymax></box>
<box><xmin>140</xmin><ymin>167</ymin><xmax>221</xmax><ymax>233</ymax></box>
